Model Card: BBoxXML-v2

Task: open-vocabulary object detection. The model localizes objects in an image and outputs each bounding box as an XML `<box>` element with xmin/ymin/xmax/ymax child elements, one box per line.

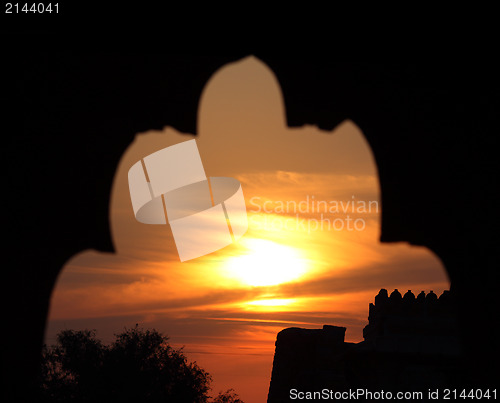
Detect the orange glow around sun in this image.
<box><xmin>223</xmin><ymin>238</ymin><xmax>308</xmax><ymax>287</ymax></box>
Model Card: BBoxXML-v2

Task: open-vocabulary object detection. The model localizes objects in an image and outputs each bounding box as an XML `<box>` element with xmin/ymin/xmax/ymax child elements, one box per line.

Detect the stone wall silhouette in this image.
<box><xmin>268</xmin><ymin>289</ymin><xmax>463</xmax><ymax>403</ymax></box>
<box><xmin>363</xmin><ymin>289</ymin><xmax>460</xmax><ymax>354</ymax></box>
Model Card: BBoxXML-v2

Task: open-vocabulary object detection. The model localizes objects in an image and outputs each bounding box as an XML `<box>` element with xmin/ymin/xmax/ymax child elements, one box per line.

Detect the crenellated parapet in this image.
<box><xmin>368</xmin><ymin>289</ymin><xmax>454</xmax><ymax>320</ymax></box>
<box><xmin>363</xmin><ymin>289</ymin><xmax>459</xmax><ymax>350</ymax></box>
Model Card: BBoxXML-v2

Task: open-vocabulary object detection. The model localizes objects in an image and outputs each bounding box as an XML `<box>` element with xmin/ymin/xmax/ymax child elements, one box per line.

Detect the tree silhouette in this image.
<box><xmin>38</xmin><ymin>325</ymin><xmax>243</xmax><ymax>403</ymax></box>
<box><xmin>212</xmin><ymin>389</ymin><xmax>244</xmax><ymax>403</ymax></box>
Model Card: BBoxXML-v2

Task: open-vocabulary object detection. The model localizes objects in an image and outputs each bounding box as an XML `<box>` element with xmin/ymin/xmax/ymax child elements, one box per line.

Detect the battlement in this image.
<box><xmin>369</xmin><ymin>288</ymin><xmax>453</xmax><ymax>316</ymax></box>
<box><xmin>363</xmin><ymin>289</ymin><xmax>458</xmax><ymax>344</ymax></box>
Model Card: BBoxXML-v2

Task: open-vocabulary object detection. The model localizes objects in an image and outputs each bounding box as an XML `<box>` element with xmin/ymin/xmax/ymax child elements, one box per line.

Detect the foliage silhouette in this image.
<box><xmin>38</xmin><ymin>325</ymin><xmax>243</xmax><ymax>403</ymax></box>
<box><xmin>212</xmin><ymin>389</ymin><xmax>244</xmax><ymax>403</ymax></box>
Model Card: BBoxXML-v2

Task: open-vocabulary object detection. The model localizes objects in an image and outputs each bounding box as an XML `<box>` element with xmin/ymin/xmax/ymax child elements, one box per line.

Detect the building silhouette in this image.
<box><xmin>268</xmin><ymin>289</ymin><xmax>463</xmax><ymax>402</ymax></box>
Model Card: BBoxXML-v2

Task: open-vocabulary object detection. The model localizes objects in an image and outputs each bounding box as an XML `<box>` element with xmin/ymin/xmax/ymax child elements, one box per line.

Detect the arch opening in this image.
<box><xmin>45</xmin><ymin>56</ymin><xmax>450</xmax><ymax>403</ymax></box>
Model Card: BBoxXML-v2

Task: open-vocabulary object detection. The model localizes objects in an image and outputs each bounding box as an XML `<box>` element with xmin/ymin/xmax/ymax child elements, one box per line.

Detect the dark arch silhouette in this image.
<box><xmin>4</xmin><ymin>49</ymin><xmax>498</xmax><ymax>400</ymax></box>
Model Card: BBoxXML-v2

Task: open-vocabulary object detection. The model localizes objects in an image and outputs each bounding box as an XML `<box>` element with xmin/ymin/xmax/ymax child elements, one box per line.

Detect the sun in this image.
<box><xmin>223</xmin><ymin>238</ymin><xmax>308</xmax><ymax>287</ymax></box>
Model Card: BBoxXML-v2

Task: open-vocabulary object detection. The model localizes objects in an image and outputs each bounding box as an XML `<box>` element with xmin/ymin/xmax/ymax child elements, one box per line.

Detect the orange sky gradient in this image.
<box><xmin>45</xmin><ymin>57</ymin><xmax>449</xmax><ymax>403</ymax></box>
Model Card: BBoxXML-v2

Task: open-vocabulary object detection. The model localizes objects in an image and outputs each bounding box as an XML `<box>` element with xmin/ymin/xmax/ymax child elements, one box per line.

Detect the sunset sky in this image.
<box><xmin>45</xmin><ymin>57</ymin><xmax>449</xmax><ymax>402</ymax></box>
